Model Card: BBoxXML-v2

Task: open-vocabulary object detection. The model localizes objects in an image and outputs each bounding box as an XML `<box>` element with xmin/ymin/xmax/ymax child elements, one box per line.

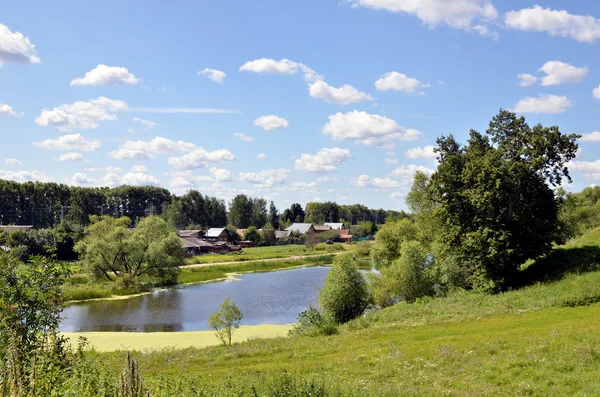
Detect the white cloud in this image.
<box><xmin>131</xmin><ymin>165</ymin><xmax>148</xmax><ymax>174</ymax></box>
<box><xmin>4</xmin><ymin>158</ymin><xmax>21</xmax><ymax>165</ymax></box>
<box><xmin>35</xmin><ymin>97</ymin><xmax>128</xmax><ymax>131</ymax></box>
<box><xmin>0</xmin><ymin>170</ymin><xmax>49</xmax><ymax>182</ymax></box>
<box><xmin>316</xmin><ymin>176</ymin><xmax>338</xmax><ymax>183</ymax></box>
<box><xmin>256</xmin><ymin>153</ymin><xmax>267</xmax><ymax>160</ymax></box>
<box><xmin>511</xmin><ymin>94</ymin><xmax>572</xmax><ymax>114</ymax></box>
<box><xmin>168</xmin><ymin>147</ymin><xmax>236</xmax><ymax>170</ymax></box>
<box><xmin>594</xmin><ymin>85</ymin><xmax>600</xmax><ymax>100</ymax></box>
<box><xmin>308</xmin><ymin>80</ymin><xmax>372</xmax><ymax>104</ymax></box>
<box><xmin>354</xmin><ymin>175</ymin><xmax>403</xmax><ymax>190</ymax></box>
<box><xmin>405</xmin><ymin>145</ymin><xmax>437</xmax><ymax>160</ymax></box>
<box><xmin>70</xmin><ymin>65</ymin><xmax>141</xmax><ymax>86</ymax></box>
<box><xmin>538</xmin><ymin>61</ymin><xmax>588</xmax><ymax>86</ymax></box>
<box><xmin>517</xmin><ymin>73</ymin><xmax>538</xmax><ymax>87</ymax></box>
<box><xmin>33</xmin><ymin>134</ymin><xmax>101</xmax><ymax>152</ymax></box>
<box><xmin>234</xmin><ymin>132</ymin><xmax>255</xmax><ymax>142</ymax></box>
<box><xmin>254</xmin><ymin>115</ymin><xmax>289</xmax><ymax>130</ymax></box>
<box><xmin>239</xmin><ymin>58</ymin><xmax>319</xmax><ymax>82</ymax></box>
<box><xmin>0</xmin><ymin>104</ymin><xmax>23</xmax><ymax>117</ymax></box>
<box><xmin>110</xmin><ymin>136</ymin><xmax>197</xmax><ymax>160</ymax></box>
<box><xmin>390</xmin><ymin>164</ymin><xmax>435</xmax><ymax>180</ymax></box>
<box><xmin>85</xmin><ymin>166</ymin><xmax>124</xmax><ymax>173</ymax></box>
<box><xmin>198</xmin><ymin>68</ymin><xmax>226</xmax><ymax>83</ymax></box>
<box><xmin>133</xmin><ymin>117</ymin><xmax>158</xmax><ymax>129</ymax></box>
<box><xmin>569</xmin><ymin>160</ymin><xmax>600</xmax><ymax>179</ymax></box>
<box><xmin>120</xmin><ymin>172</ymin><xmax>160</xmax><ymax>186</ymax></box>
<box><xmin>505</xmin><ymin>5</ymin><xmax>600</xmax><ymax>44</ymax></box>
<box><xmin>348</xmin><ymin>0</ymin><xmax>498</xmax><ymax>31</ymax></box>
<box><xmin>210</xmin><ymin>167</ymin><xmax>233</xmax><ymax>182</ymax></box>
<box><xmin>580</xmin><ymin>132</ymin><xmax>600</xmax><ymax>142</ymax></box>
<box><xmin>71</xmin><ymin>173</ymin><xmax>96</xmax><ymax>186</ymax></box>
<box><xmin>375</xmin><ymin>72</ymin><xmax>425</xmax><ymax>93</ymax></box>
<box><xmin>239</xmin><ymin>168</ymin><xmax>290</xmax><ymax>188</ymax></box>
<box><xmin>0</xmin><ymin>24</ymin><xmax>41</xmax><ymax>65</ymax></box>
<box><xmin>322</xmin><ymin>110</ymin><xmax>423</xmax><ymax>148</ymax></box>
<box><xmin>294</xmin><ymin>147</ymin><xmax>353</xmax><ymax>173</ymax></box>
<box><xmin>58</xmin><ymin>152</ymin><xmax>86</xmax><ymax>162</ymax></box>
<box><xmin>473</xmin><ymin>24</ymin><xmax>500</xmax><ymax>39</ymax></box>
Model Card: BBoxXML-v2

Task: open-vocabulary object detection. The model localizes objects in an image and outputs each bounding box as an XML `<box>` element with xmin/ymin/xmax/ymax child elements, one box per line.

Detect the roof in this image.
<box><xmin>178</xmin><ymin>230</ymin><xmax>203</xmax><ymax>238</ymax></box>
<box><xmin>314</xmin><ymin>225</ymin><xmax>332</xmax><ymax>232</ymax></box>
<box><xmin>340</xmin><ymin>229</ymin><xmax>351</xmax><ymax>236</ymax></box>
<box><xmin>180</xmin><ymin>237</ymin><xmax>213</xmax><ymax>249</ymax></box>
<box><xmin>236</xmin><ymin>229</ymin><xmax>247</xmax><ymax>237</ymax></box>
<box><xmin>275</xmin><ymin>230</ymin><xmax>291</xmax><ymax>239</ymax></box>
<box><xmin>324</xmin><ymin>223</ymin><xmax>345</xmax><ymax>230</ymax></box>
<box><xmin>285</xmin><ymin>223</ymin><xmax>314</xmax><ymax>234</ymax></box>
<box><xmin>0</xmin><ymin>225</ymin><xmax>35</xmax><ymax>233</ymax></box>
<box><xmin>206</xmin><ymin>228</ymin><xmax>228</xmax><ymax>238</ymax></box>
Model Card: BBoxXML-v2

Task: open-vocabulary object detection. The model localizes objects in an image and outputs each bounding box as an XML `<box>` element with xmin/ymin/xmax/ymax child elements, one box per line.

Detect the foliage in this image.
<box><xmin>162</xmin><ymin>190</ymin><xmax>227</xmax><ymax>230</ymax></box>
<box><xmin>281</xmin><ymin>203</ymin><xmax>305</xmax><ymax>224</ymax></box>
<box><xmin>268</xmin><ymin>201</ymin><xmax>280</xmax><ymax>230</ymax></box>
<box><xmin>119</xmin><ymin>353</ymin><xmax>147</xmax><ymax>397</ymax></box>
<box><xmin>315</xmin><ymin>229</ymin><xmax>341</xmax><ymax>243</ymax></box>
<box><xmin>75</xmin><ymin>216</ymin><xmax>183</xmax><ymax>285</ymax></box>
<box><xmin>209</xmin><ymin>298</ymin><xmax>244</xmax><ymax>346</ymax></box>
<box><xmin>305</xmin><ymin>202</ymin><xmax>340</xmax><ymax>224</ymax></box>
<box><xmin>319</xmin><ymin>254</ymin><xmax>370</xmax><ymax>324</ymax></box>
<box><xmin>260</xmin><ymin>225</ymin><xmax>276</xmax><ymax>246</ymax></box>
<box><xmin>354</xmin><ymin>241</ymin><xmax>372</xmax><ymax>257</ymax></box>
<box><xmin>350</xmin><ymin>221</ymin><xmax>376</xmax><ymax>238</ymax></box>
<box><xmin>229</xmin><ymin>195</ymin><xmax>268</xmax><ymax>229</ymax></box>
<box><xmin>242</xmin><ymin>226</ymin><xmax>262</xmax><ymax>244</ymax></box>
<box><xmin>226</xmin><ymin>225</ymin><xmax>241</xmax><ymax>244</ymax></box>
<box><xmin>370</xmin><ymin>219</ymin><xmax>418</xmax><ymax>269</ymax></box>
<box><xmin>558</xmin><ymin>185</ymin><xmax>600</xmax><ymax>238</ymax></box>
<box><xmin>289</xmin><ymin>306</ymin><xmax>338</xmax><ymax>337</ymax></box>
<box><xmin>430</xmin><ymin>110</ymin><xmax>579</xmax><ymax>288</ymax></box>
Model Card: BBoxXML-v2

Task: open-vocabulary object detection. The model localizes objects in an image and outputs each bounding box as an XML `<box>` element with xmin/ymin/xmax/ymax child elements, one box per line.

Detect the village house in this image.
<box><xmin>313</xmin><ymin>225</ymin><xmax>332</xmax><ymax>234</ymax></box>
<box><xmin>204</xmin><ymin>228</ymin><xmax>231</xmax><ymax>243</ymax></box>
<box><xmin>285</xmin><ymin>223</ymin><xmax>316</xmax><ymax>235</ymax></box>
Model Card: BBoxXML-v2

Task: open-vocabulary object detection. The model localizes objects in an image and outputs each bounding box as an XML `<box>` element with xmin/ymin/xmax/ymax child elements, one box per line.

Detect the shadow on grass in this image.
<box><xmin>515</xmin><ymin>245</ymin><xmax>600</xmax><ymax>288</ymax></box>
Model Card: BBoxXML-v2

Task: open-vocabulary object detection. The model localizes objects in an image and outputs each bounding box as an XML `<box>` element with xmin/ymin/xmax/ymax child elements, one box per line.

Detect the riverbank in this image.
<box><xmin>62</xmin><ymin>324</ymin><xmax>294</xmax><ymax>352</ymax></box>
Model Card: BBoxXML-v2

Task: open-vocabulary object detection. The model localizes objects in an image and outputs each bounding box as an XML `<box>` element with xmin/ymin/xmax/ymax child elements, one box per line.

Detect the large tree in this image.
<box><xmin>430</xmin><ymin>110</ymin><xmax>579</xmax><ymax>288</ymax></box>
<box><xmin>228</xmin><ymin>194</ymin><xmax>253</xmax><ymax>228</ymax></box>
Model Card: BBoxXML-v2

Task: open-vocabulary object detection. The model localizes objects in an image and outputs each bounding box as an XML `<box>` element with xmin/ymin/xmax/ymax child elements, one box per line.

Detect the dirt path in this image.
<box><xmin>182</xmin><ymin>252</ymin><xmax>345</xmax><ymax>269</ymax></box>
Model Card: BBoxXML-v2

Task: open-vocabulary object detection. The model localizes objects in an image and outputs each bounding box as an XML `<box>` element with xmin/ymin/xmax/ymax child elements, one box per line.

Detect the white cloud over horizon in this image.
<box><xmin>0</xmin><ymin>23</ymin><xmax>41</xmax><ymax>65</ymax></box>
<box><xmin>511</xmin><ymin>94</ymin><xmax>572</xmax><ymax>114</ymax></box>
<box><xmin>294</xmin><ymin>148</ymin><xmax>353</xmax><ymax>173</ymax></box>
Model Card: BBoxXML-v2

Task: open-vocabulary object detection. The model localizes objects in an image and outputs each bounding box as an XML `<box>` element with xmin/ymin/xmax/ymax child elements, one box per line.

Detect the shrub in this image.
<box><xmin>391</xmin><ymin>241</ymin><xmax>435</xmax><ymax>302</ymax></box>
<box><xmin>209</xmin><ymin>298</ymin><xmax>244</xmax><ymax>346</ymax></box>
<box><xmin>355</xmin><ymin>241</ymin><xmax>372</xmax><ymax>257</ymax></box>
<box><xmin>370</xmin><ymin>219</ymin><xmax>418</xmax><ymax>269</ymax></box>
<box><xmin>289</xmin><ymin>306</ymin><xmax>338</xmax><ymax>337</ymax></box>
<box><xmin>319</xmin><ymin>253</ymin><xmax>370</xmax><ymax>324</ymax></box>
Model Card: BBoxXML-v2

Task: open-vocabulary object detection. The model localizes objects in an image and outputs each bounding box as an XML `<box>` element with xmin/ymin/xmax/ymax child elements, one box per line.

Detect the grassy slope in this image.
<box><xmin>81</xmin><ymin>230</ymin><xmax>600</xmax><ymax>395</ymax></box>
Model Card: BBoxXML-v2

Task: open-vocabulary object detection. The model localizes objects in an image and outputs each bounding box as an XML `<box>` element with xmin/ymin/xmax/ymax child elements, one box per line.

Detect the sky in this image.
<box><xmin>1</xmin><ymin>0</ymin><xmax>600</xmax><ymax>211</ymax></box>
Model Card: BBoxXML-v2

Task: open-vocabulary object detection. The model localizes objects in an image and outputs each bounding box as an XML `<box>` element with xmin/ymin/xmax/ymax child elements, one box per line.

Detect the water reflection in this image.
<box><xmin>61</xmin><ymin>266</ymin><xmax>334</xmax><ymax>332</ymax></box>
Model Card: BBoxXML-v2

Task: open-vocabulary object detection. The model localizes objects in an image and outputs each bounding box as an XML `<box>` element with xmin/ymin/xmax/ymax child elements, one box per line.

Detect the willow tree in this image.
<box><xmin>430</xmin><ymin>110</ymin><xmax>579</xmax><ymax>289</ymax></box>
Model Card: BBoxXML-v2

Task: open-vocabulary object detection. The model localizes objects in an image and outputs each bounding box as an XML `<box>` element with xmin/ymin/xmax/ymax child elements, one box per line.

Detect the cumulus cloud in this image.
<box><xmin>70</xmin><ymin>65</ymin><xmax>141</xmax><ymax>86</ymax></box>
<box><xmin>594</xmin><ymin>85</ymin><xmax>600</xmax><ymax>100</ymax></box>
<box><xmin>70</xmin><ymin>173</ymin><xmax>96</xmax><ymax>186</ymax></box>
<box><xmin>100</xmin><ymin>165</ymin><xmax>160</xmax><ymax>187</ymax></box>
<box><xmin>0</xmin><ymin>24</ymin><xmax>41</xmax><ymax>65</ymax></box>
<box><xmin>256</xmin><ymin>153</ymin><xmax>267</xmax><ymax>160</ymax></box>
<box><xmin>133</xmin><ymin>117</ymin><xmax>158</xmax><ymax>129</ymax></box>
<box><xmin>505</xmin><ymin>5</ymin><xmax>600</xmax><ymax>44</ymax></box>
<box><xmin>580</xmin><ymin>132</ymin><xmax>600</xmax><ymax>142</ymax></box>
<box><xmin>0</xmin><ymin>104</ymin><xmax>23</xmax><ymax>117</ymax></box>
<box><xmin>294</xmin><ymin>148</ymin><xmax>353</xmax><ymax>173</ymax></box>
<box><xmin>198</xmin><ymin>68</ymin><xmax>226</xmax><ymax>83</ymax></box>
<box><xmin>322</xmin><ymin>110</ymin><xmax>423</xmax><ymax>148</ymax></box>
<box><xmin>35</xmin><ymin>97</ymin><xmax>128</xmax><ymax>131</ymax></box>
<box><xmin>375</xmin><ymin>72</ymin><xmax>427</xmax><ymax>93</ymax></box>
<box><xmin>4</xmin><ymin>158</ymin><xmax>22</xmax><ymax>165</ymax></box>
<box><xmin>390</xmin><ymin>164</ymin><xmax>435</xmax><ymax>180</ymax></box>
<box><xmin>316</xmin><ymin>176</ymin><xmax>338</xmax><ymax>184</ymax></box>
<box><xmin>234</xmin><ymin>132</ymin><xmax>255</xmax><ymax>142</ymax></box>
<box><xmin>239</xmin><ymin>58</ymin><xmax>319</xmax><ymax>82</ymax></box>
<box><xmin>511</xmin><ymin>94</ymin><xmax>572</xmax><ymax>114</ymax></box>
<box><xmin>110</xmin><ymin>136</ymin><xmax>197</xmax><ymax>160</ymax></box>
<box><xmin>58</xmin><ymin>152</ymin><xmax>86</xmax><ymax>162</ymax></box>
<box><xmin>405</xmin><ymin>145</ymin><xmax>437</xmax><ymax>160</ymax></box>
<box><xmin>168</xmin><ymin>148</ymin><xmax>236</xmax><ymax>170</ymax></box>
<box><xmin>354</xmin><ymin>175</ymin><xmax>403</xmax><ymax>190</ymax></box>
<box><xmin>568</xmin><ymin>160</ymin><xmax>600</xmax><ymax>179</ymax></box>
<box><xmin>348</xmin><ymin>0</ymin><xmax>498</xmax><ymax>32</ymax></box>
<box><xmin>254</xmin><ymin>115</ymin><xmax>289</xmax><ymax>130</ymax></box>
<box><xmin>517</xmin><ymin>73</ymin><xmax>538</xmax><ymax>87</ymax></box>
<box><xmin>308</xmin><ymin>80</ymin><xmax>372</xmax><ymax>105</ymax></box>
<box><xmin>209</xmin><ymin>167</ymin><xmax>233</xmax><ymax>182</ymax></box>
<box><xmin>239</xmin><ymin>168</ymin><xmax>290</xmax><ymax>188</ymax></box>
<box><xmin>33</xmin><ymin>134</ymin><xmax>101</xmax><ymax>152</ymax></box>
<box><xmin>538</xmin><ymin>61</ymin><xmax>588</xmax><ymax>86</ymax></box>
<box><xmin>0</xmin><ymin>170</ymin><xmax>49</xmax><ymax>182</ymax></box>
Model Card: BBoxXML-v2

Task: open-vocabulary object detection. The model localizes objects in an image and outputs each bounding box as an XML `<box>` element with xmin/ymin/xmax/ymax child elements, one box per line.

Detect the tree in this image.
<box><xmin>228</xmin><ymin>194</ymin><xmax>253</xmax><ymax>228</ymax></box>
<box><xmin>75</xmin><ymin>215</ymin><xmax>183</xmax><ymax>286</ymax></box>
<box><xmin>243</xmin><ymin>226</ymin><xmax>263</xmax><ymax>244</ymax></box>
<box><xmin>268</xmin><ymin>201</ymin><xmax>280</xmax><ymax>230</ymax></box>
<box><xmin>208</xmin><ymin>298</ymin><xmax>244</xmax><ymax>346</ymax></box>
<box><xmin>226</xmin><ymin>225</ymin><xmax>241</xmax><ymax>244</ymax></box>
<box><xmin>261</xmin><ymin>224</ymin><xmax>277</xmax><ymax>246</ymax></box>
<box><xmin>430</xmin><ymin>110</ymin><xmax>579</xmax><ymax>288</ymax></box>
<box><xmin>370</xmin><ymin>219</ymin><xmax>418</xmax><ymax>269</ymax></box>
<box><xmin>250</xmin><ymin>197</ymin><xmax>268</xmax><ymax>228</ymax></box>
<box><xmin>282</xmin><ymin>203</ymin><xmax>305</xmax><ymax>224</ymax></box>
<box><xmin>319</xmin><ymin>254</ymin><xmax>370</xmax><ymax>324</ymax></box>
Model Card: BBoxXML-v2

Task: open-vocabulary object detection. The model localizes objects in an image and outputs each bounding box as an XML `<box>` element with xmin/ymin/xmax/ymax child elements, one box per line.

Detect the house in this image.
<box><xmin>275</xmin><ymin>230</ymin><xmax>291</xmax><ymax>241</ymax></box>
<box><xmin>314</xmin><ymin>225</ymin><xmax>332</xmax><ymax>234</ymax></box>
<box><xmin>239</xmin><ymin>241</ymin><xmax>255</xmax><ymax>248</ymax></box>
<box><xmin>209</xmin><ymin>241</ymin><xmax>230</xmax><ymax>254</ymax></box>
<box><xmin>204</xmin><ymin>228</ymin><xmax>231</xmax><ymax>243</ymax></box>
<box><xmin>285</xmin><ymin>223</ymin><xmax>316</xmax><ymax>235</ymax></box>
<box><xmin>0</xmin><ymin>225</ymin><xmax>36</xmax><ymax>233</ymax></box>
<box><xmin>338</xmin><ymin>229</ymin><xmax>353</xmax><ymax>243</ymax></box>
<box><xmin>178</xmin><ymin>230</ymin><xmax>204</xmax><ymax>239</ymax></box>
<box><xmin>324</xmin><ymin>223</ymin><xmax>346</xmax><ymax>230</ymax></box>
<box><xmin>180</xmin><ymin>237</ymin><xmax>213</xmax><ymax>257</ymax></box>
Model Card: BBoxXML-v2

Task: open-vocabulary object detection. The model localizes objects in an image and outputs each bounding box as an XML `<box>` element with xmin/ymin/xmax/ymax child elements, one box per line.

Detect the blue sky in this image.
<box><xmin>1</xmin><ymin>0</ymin><xmax>599</xmax><ymax>210</ymax></box>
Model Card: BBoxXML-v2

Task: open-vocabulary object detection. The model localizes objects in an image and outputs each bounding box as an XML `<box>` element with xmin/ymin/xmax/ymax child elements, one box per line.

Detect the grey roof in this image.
<box><xmin>178</xmin><ymin>230</ymin><xmax>202</xmax><ymax>238</ymax></box>
<box><xmin>314</xmin><ymin>225</ymin><xmax>332</xmax><ymax>232</ymax></box>
<box><xmin>324</xmin><ymin>223</ymin><xmax>345</xmax><ymax>230</ymax></box>
<box><xmin>275</xmin><ymin>230</ymin><xmax>291</xmax><ymax>239</ymax></box>
<box><xmin>180</xmin><ymin>237</ymin><xmax>213</xmax><ymax>249</ymax></box>
<box><xmin>285</xmin><ymin>223</ymin><xmax>314</xmax><ymax>234</ymax></box>
<box><xmin>0</xmin><ymin>225</ymin><xmax>35</xmax><ymax>233</ymax></box>
<box><xmin>206</xmin><ymin>228</ymin><xmax>227</xmax><ymax>238</ymax></box>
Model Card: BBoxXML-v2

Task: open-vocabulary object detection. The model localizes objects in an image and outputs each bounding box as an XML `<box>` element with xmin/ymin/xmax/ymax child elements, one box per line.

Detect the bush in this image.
<box><xmin>315</xmin><ymin>230</ymin><xmax>341</xmax><ymax>243</ymax></box>
<box><xmin>314</xmin><ymin>242</ymin><xmax>345</xmax><ymax>253</ymax></box>
<box><xmin>289</xmin><ymin>306</ymin><xmax>338</xmax><ymax>337</ymax></box>
<box><xmin>355</xmin><ymin>241</ymin><xmax>372</xmax><ymax>257</ymax></box>
<box><xmin>209</xmin><ymin>298</ymin><xmax>244</xmax><ymax>346</ymax></box>
<box><xmin>370</xmin><ymin>219</ymin><xmax>418</xmax><ymax>269</ymax></box>
<box><xmin>319</xmin><ymin>253</ymin><xmax>371</xmax><ymax>324</ymax></box>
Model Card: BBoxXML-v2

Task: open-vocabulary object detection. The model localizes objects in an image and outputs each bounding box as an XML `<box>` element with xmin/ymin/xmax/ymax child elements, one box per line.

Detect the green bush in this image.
<box><xmin>289</xmin><ymin>306</ymin><xmax>338</xmax><ymax>337</ymax></box>
<box><xmin>319</xmin><ymin>253</ymin><xmax>370</xmax><ymax>324</ymax></box>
